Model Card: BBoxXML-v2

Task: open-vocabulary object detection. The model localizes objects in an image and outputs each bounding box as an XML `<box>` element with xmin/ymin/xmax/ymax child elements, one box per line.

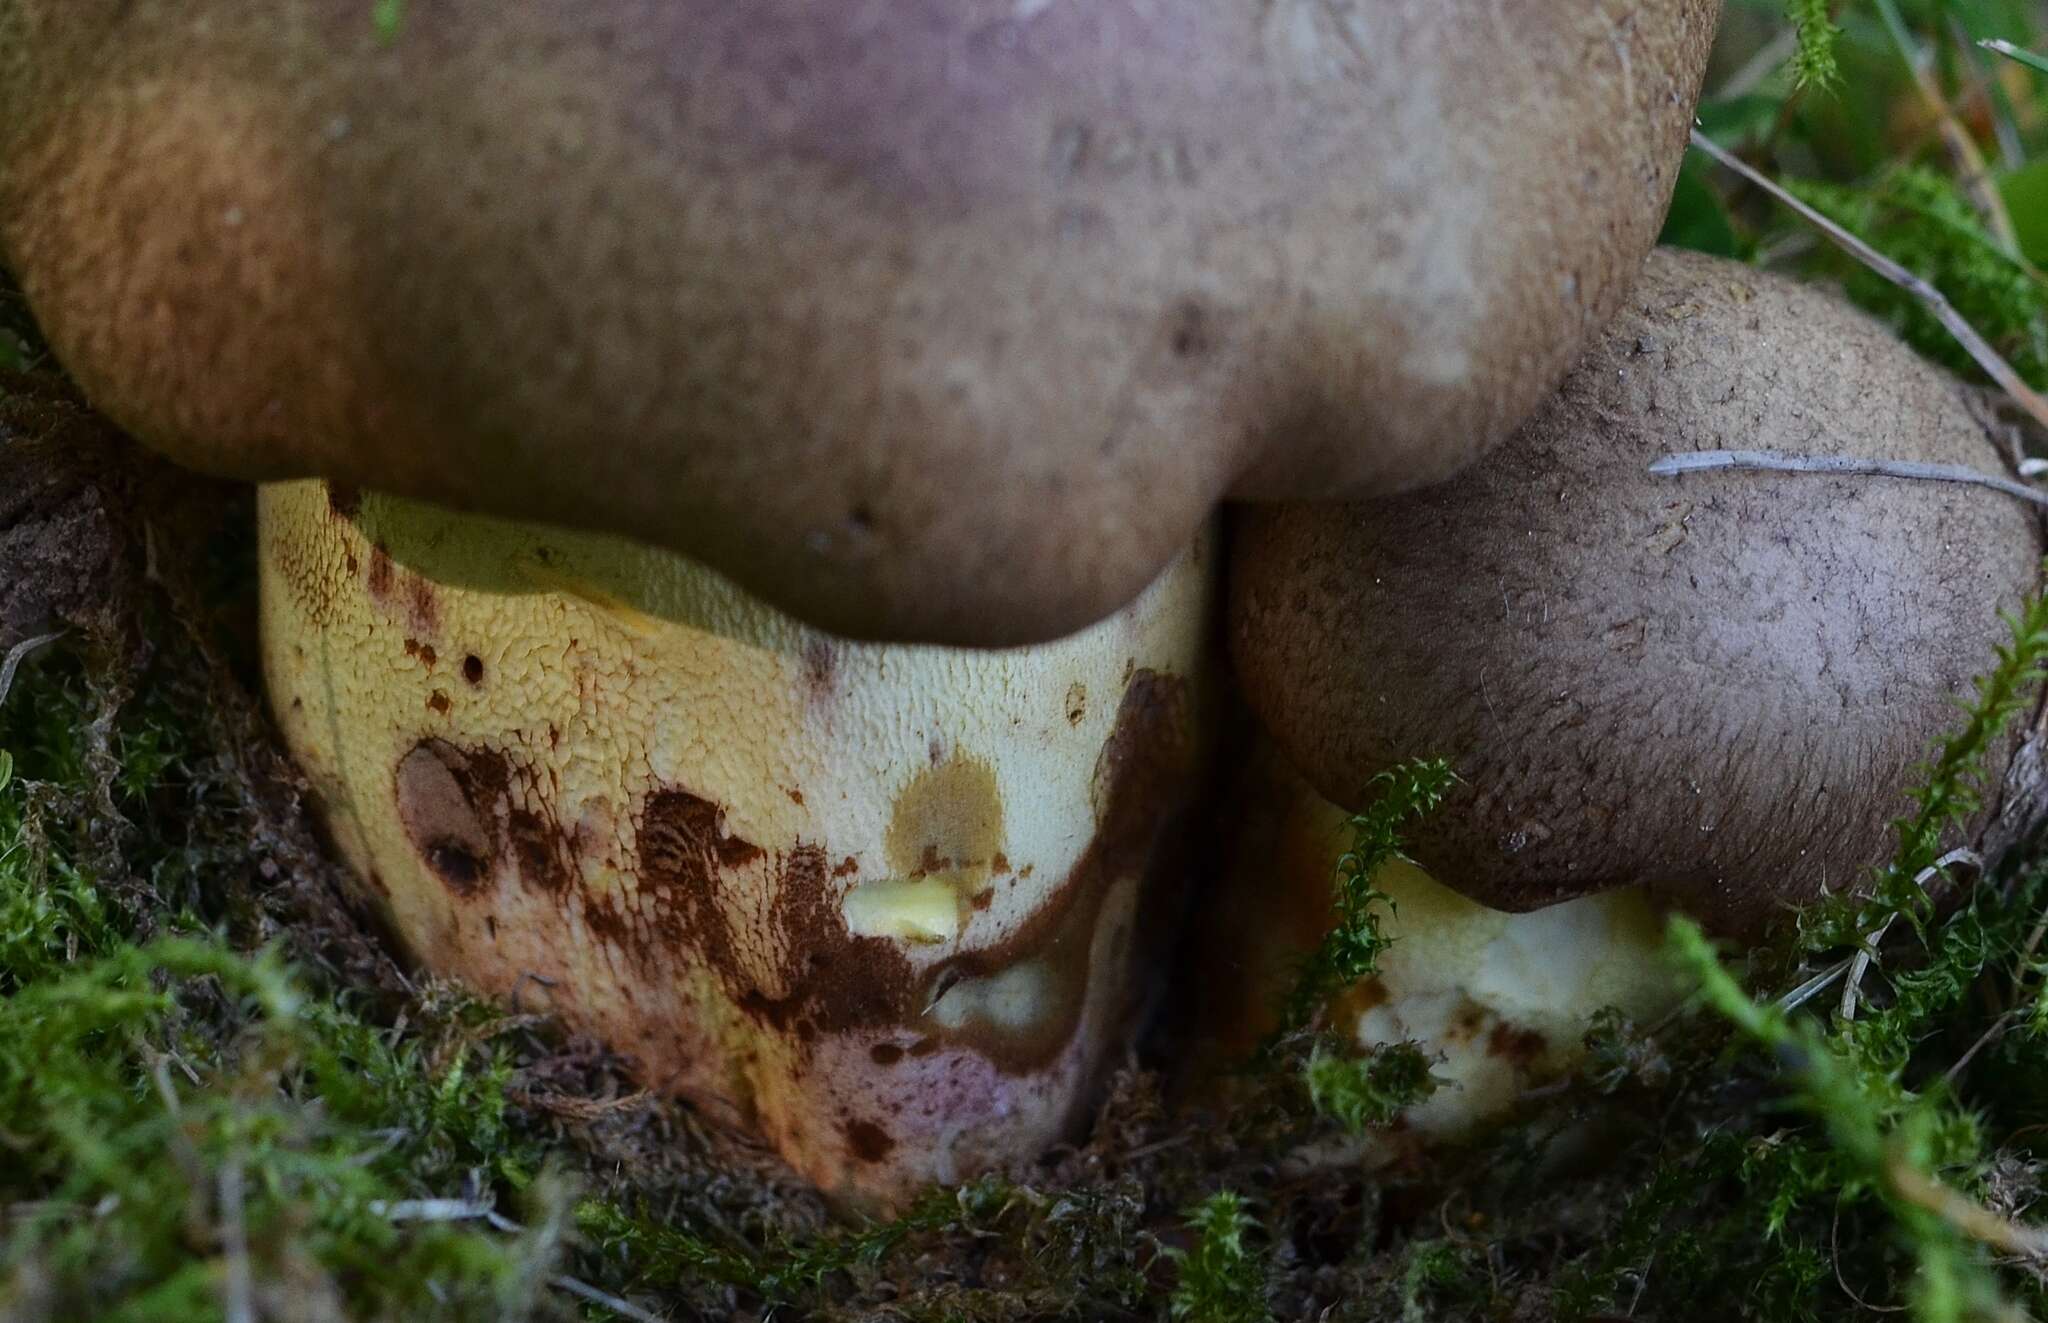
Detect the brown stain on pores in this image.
<box><xmin>617</xmin><ymin>669</ymin><xmax>1195</xmax><ymax>1081</ymax></box>
<box><xmin>845</xmin><ymin>1119</ymin><xmax>895</xmax><ymax>1163</ymax></box>
<box><xmin>383</xmin><ymin>669</ymin><xmax>1196</xmax><ymax>1154</ymax></box>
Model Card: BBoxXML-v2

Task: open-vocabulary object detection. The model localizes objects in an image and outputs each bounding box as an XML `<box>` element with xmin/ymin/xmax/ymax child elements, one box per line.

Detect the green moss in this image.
<box><xmin>1271</xmin><ymin>758</ymin><xmax>1456</xmax><ymax>1041</ymax></box>
<box><xmin>1787</xmin><ymin>168</ymin><xmax>2048</xmax><ymax>390</ymax></box>
<box><xmin>1167</xmin><ymin>1192</ymin><xmax>1270</xmax><ymax>1323</ymax></box>
<box><xmin>1789</xmin><ymin>0</ymin><xmax>1845</xmax><ymax>87</ymax></box>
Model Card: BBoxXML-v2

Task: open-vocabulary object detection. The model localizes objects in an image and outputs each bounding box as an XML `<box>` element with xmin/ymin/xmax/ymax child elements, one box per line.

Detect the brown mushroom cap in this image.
<box><xmin>1231</xmin><ymin>247</ymin><xmax>2047</xmax><ymax>934</ymax></box>
<box><xmin>1</xmin><ymin>0</ymin><xmax>1716</xmax><ymax>644</ymax></box>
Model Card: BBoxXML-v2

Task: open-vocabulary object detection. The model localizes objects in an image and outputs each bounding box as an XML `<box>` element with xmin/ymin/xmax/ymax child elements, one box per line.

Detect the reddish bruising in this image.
<box><xmin>845</xmin><ymin>1119</ymin><xmax>895</xmax><ymax>1163</ymax></box>
<box><xmin>405</xmin><ymin>638</ymin><xmax>438</xmax><ymax>666</ymax></box>
<box><xmin>786</xmin><ymin>787</ymin><xmax>806</xmax><ymax>806</ymax></box>
<box><xmin>1486</xmin><ymin>1023</ymin><xmax>1548</xmax><ymax>1067</ymax></box>
<box><xmin>802</xmin><ymin>638</ymin><xmax>837</xmax><ymax>700</ymax></box>
<box><xmin>509</xmin><ymin>804</ymin><xmax>576</xmax><ymax>896</ymax></box>
<box><xmin>407</xmin><ymin>577</ymin><xmax>439</xmax><ymax>634</ymax></box>
<box><xmin>735</xmin><ymin>844</ymin><xmax>920</xmax><ymax>1038</ymax></box>
<box><xmin>832</xmin><ymin>856</ymin><xmax>860</xmax><ymax>878</ymax></box>
<box><xmin>394</xmin><ymin>672</ymin><xmax>1193</xmax><ymax>1087</ymax></box>
<box><xmin>396</xmin><ymin>739</ymin><xmax>581</xmax><ymax>903</ymax></box>
<box><xmin>629</xmin><ymin>788</ymin><xmax>757</xmax><ymax>979</ymax></box>
<box><xmin>366</xmin><ymin>544</ymin><xmax>395</xmax><ymax>600</ymax></box>
<box><xmin>991</xmin><ymin>852</ymin><xmax>1011</xmax><ymax>875</ymax></box>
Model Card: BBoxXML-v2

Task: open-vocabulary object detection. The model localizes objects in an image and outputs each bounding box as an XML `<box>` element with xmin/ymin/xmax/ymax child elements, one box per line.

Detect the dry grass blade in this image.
<box><xmin>1980</xmin><ymin>38</ymin><xmax>2048</xmax><ymax>78</ymax></box>
<box><xmin>1887</xmin><ymin>1158</ymin><xmax>2048</xmax><ymax>1260</ymax></box>
<box><xmin>1689</xmin><ymin>128</ymin><xmax>2048</xmax><ymax>434</ymax></box>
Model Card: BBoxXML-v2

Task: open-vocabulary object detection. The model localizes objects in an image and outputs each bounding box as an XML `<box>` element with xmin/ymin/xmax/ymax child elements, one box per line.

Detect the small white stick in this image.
<box><xmin>0</xmin><ymin>632</ymin><xmax>63</xmax><ymax>709</ymax></box>
<box><xmin>549</xmin><ymin>1274</ymin><xmax>668</xmax><ymax>1323</ymax></box>
<box><xmin>372</xmin><ymin>1197</ymin><xmax>496</xmax><ymax>1223</ymax></box>
<box><xmin>1648</xmin><ymin>449</ymin><xmax>2048</xmax><ymax>510</ymax></box>
<box><xmin>1689</xmin><ymin>128</ymin><xmax>2048</xmax><ymax>435</ymax></box>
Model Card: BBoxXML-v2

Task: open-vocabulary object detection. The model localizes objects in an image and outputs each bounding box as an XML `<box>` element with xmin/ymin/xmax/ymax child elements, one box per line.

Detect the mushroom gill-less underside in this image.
<box><xmin>1186</xmin><ymin>747</ymin><xmax>1683</xmax><ymax>1162</ymax></box>
<box><xmin>1231</xmin><ymin>247</ymin><xmax>2048</xmax><ymax>935</ymax></box>
<box><xmin>1</xmin><ymin>0</ymin><xmax>1717</xmax><ymax>645</ymax></box>
<box><xmin>260</xmin><ymin>480</ymin><xmax>1214</xmax><ymax>1209</ymax></box>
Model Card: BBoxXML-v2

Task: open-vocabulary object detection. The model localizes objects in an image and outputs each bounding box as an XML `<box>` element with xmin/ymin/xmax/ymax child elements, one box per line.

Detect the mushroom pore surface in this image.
<box><xmin>1231</xmin><ymin>247</ymin><xmax>2048</xmax><ymax>935</ymax></box>
<box><xmin>2</xmin><ymin>0</ymin><xmax>1717</xmax><ymax>644</ymax></box>
<box><xmin>1186</xmin><ymin>748</ymin><xmax>1683</xmax><ymax>1164</ymax></box>
<box><xmin>260</xmin><ymin>480</ymin><xmax>1213</xmax><ymax>1210</ymax></box>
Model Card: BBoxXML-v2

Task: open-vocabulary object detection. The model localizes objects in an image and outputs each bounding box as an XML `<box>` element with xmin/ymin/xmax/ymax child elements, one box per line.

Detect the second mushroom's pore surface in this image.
<box><xmin>260</xmin><ymin>482</ymin><xmax>1214</xmax><ymax>1208</ymax></box>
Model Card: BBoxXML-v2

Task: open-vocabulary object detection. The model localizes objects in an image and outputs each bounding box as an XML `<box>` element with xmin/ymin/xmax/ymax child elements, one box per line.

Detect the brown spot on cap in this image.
<box><xmin>426</xmin><ymin>691</ymin><xmax>451</xmax><ymax>715</ymax></box>
<box><xmin>462</xmin><ymin>655</ymin><xmax>485</xmax><ymax>685</ymax></box>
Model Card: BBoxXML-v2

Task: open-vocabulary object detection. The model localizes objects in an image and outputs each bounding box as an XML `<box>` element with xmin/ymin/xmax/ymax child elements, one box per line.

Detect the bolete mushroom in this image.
<box><xmin>1188</xmin><ymin>746</ymin><xmax>1681</xmax><ymax>1160</ymax></box>
<box><xmin>3</xmin><ymin>0</ymin><xmax>1717</xmax><ymax>645</ymax></box>
<box><xmin>261</xmin><ymin>481</ymin><xmax>1211</xmax><ymax>1208</ymax></box>
<box><xmin>1231</xmin><ymin>247</ymin><xmax>2048</xmax><ymax>945</ymax></box>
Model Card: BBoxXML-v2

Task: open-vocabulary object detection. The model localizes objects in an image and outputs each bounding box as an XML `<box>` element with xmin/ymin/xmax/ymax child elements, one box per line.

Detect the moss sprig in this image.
<box><xmin>1167</xmin><ymin>1191</ymin><xmax>1271</xmax><ymax>1323</ymax></box>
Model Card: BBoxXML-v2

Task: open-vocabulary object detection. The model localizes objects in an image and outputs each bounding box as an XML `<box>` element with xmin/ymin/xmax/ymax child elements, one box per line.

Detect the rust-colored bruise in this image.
<box><xmin>845</xmin><ymin>1119</ymin><xmax>895</xmax><ymax>1164</ymax></box>
<box><xmin>395</xmin><ymin>738</ymin><xmax>574</xmax><ymax>901</ymax></box>
<box><xmin>390</xmin><ymin>669</ymin><xmax>1195</xmax><ymax>1088</ymax></box>
<box><xmin>1486</xmin><ymin>1023</ymin><xmax>1548</xmax><ymax>1067</ymax></box>
<box><xmin>366</xmin><ymin>543</ymin><xmax>395</xmax><ymax>601</ymax></box>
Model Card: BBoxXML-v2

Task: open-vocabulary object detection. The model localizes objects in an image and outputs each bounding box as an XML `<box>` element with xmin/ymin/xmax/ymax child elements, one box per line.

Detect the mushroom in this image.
<box><xmin>1186</xmin><ymin>746</ymin><xmax>1681</xmax><ymax>1160</ymax></box>
<box><xmin>3</xmin><ymin>0</ymin><xmax>1717</xmax><ymax>645</ymax></box>
<box><xmin>261</xmin><ymin>480</ymin><xmax>1212</xmax><ymax>1208</ymax></box>
<box><xmin>1231</xmin><ymin>247</ymin><xmax>2048</xmax><ymax>946</ymax></box>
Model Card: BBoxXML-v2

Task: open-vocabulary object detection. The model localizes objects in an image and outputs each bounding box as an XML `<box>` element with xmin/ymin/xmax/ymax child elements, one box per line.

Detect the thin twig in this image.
<box><xmin>1841</xmin><ymin>915</ymin><xmax>1899</xmax><ymax>1023</ymax></box>
<box><xmin>1833</xmin><ymin>1197</ymin><xmax>1912</xmax><ymax>1314</ymax></box>
<box><xmin>550</xmin><ymin>1274</ymin><xmax>668</xmax><ymax>1323</ymax></box>
<box><xmin>0</xmin><ymin>632</ymin><xmax>64</xmax><ymax>709</ymax></box>
<box><xmin>1689</xmin><ymin>128</ymin><xmax>2048</xmax><ymax>434</ymax></box>
<box><xmin>1841</xmin><ymin>850</ymin><xmax>1981</xmax><ymax>1021</ymax></box>
<box><xmin>1648</xmin><ymin>450</ymin><xmax>2048</xmax><ymax>509</ymax></box>
<box><xmin>1777</xmin><ymin>956</ymin><xmax>1856</xmax><ymax>1014</ymax></box>
<box><xmin>1945</xmin><ymin>1007</ymin><xmax>2019</xmax><ymax>1085</ymax></box>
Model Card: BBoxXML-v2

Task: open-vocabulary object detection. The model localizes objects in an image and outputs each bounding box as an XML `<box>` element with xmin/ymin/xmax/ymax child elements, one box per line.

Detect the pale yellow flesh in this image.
<box><xmin>260</xmin><ymin>480</ymin><xmax>1213</xmax><ymax>1207</ymax></box>
<box><xmin>1199</xmin><ymin>753</ymin><xmax>1683</xmax><ymax>1160</ymax></box>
